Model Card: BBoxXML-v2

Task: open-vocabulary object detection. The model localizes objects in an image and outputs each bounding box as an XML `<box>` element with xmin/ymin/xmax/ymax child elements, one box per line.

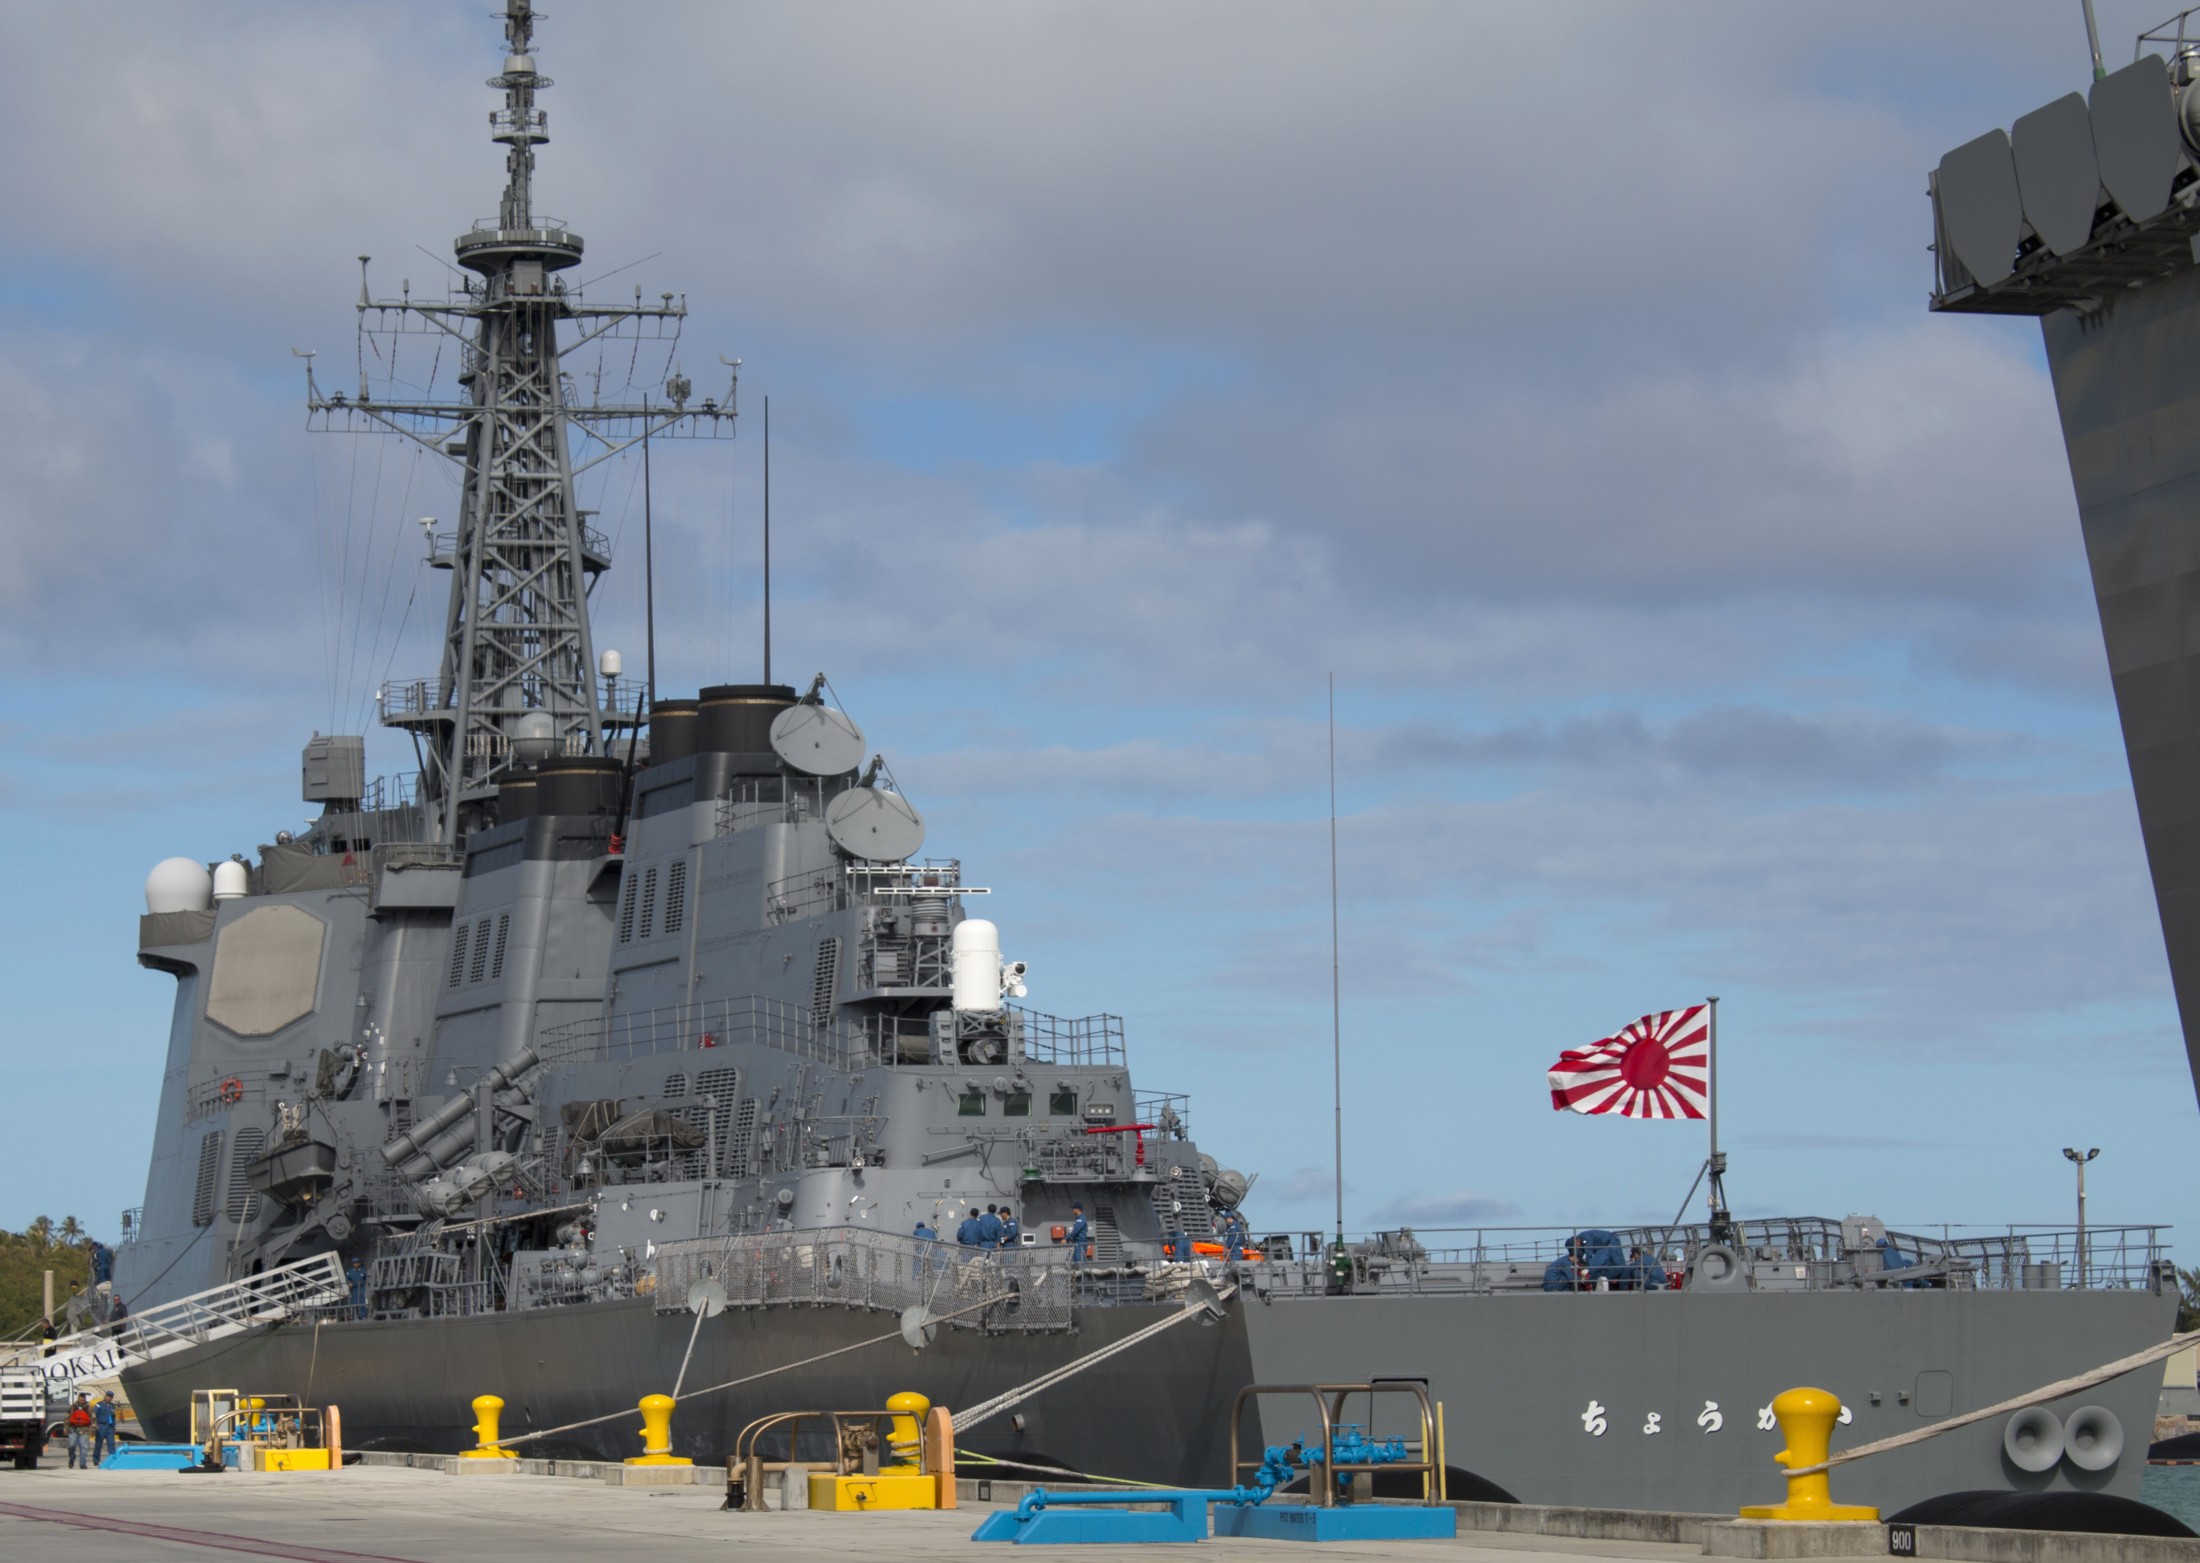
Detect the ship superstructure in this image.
<box><xmin>119</xmin><ymin>0</ymin><xmax>1243</xmax><ymax>1329</ymax></box>
<box><xmin>77</xmin><ymin>1</ymin><xmax>2183</xmax><ymax>1513</ymax></box>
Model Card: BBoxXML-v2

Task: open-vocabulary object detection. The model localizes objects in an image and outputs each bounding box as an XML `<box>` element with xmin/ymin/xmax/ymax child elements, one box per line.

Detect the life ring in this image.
<box><xmin>218</xmin><ymin>1076</ymin><xmax>244</xmax><ymax>1104</ymax></box>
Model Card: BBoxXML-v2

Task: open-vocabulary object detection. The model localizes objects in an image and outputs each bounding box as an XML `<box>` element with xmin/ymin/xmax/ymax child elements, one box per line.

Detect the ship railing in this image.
<box><xmin>1224</xmin><ymin>1221</ymin><xmax>2170</xmax><ymax>1297</ymax></box>
<box><xmin>650</xmin><ymin>1226</ymin><xmax>1072</xmax><ymax>1333</ymax></box>
<box><xmin>377</xmin><ymin>675</ymin><xmax>635</xmax><ymax>724</ymax></box>
<box><xmin>540</xmin><ymin>995</ymin><xmax>868</xmax><ymax>1070</ymax></box>
<box><xmin>4</xmin><ymin>1253</ymin><xmax>349</xmax><ymax>1372</ymax></box>
<box><xmin>717</xmin><ymin>774</ymin><xmax>859</xmax><ymax>838</ymax></box>
<box><xmin>1016</xmin><ymin>1007</ymin><xmax>1127</xmax><ymax>1068</ymax></box>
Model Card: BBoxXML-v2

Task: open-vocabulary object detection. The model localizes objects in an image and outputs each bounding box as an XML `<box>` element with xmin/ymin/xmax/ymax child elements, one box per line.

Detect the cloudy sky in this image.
<box><xmin>1</xmin><ymin>2</ymin><xmax>2191</xmax><ymax>1260</ymax></box>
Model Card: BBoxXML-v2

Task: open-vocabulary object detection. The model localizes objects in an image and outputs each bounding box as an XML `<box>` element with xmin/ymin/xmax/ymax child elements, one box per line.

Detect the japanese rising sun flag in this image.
<box><xmin>1547</xmin><ymin>1005</ymin><xmax>1710</xmax><ymax>1119</ymax></box>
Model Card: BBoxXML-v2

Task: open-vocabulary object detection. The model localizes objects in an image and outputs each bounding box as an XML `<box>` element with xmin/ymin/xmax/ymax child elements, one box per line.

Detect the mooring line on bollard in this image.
<box><xmin>954</xmin><ymin>1284</ymin><xmax>1238</xmax><ymax>1434</ymax></box>
<box><xmin>1783</xmin><ymin>1325</ymin><xmax>2200</xmax><ymax>1478</ymax></box>
<box><xmin>485</xmin><ymin>1289</ymin><xmax>1015</xmax><ymax>1448</ymax></box>
<box><xmin>668</xmin><ymin>1302</ymin><xmax>708</xmax><ymax>1400</ymax></box>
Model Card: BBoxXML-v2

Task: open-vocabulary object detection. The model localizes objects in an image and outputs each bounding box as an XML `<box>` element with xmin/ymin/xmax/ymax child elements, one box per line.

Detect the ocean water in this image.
<box><xmin>2141</xmin><ymin>1465</ymin><xmax>2200</xmax><ymax>1532</ymax></box>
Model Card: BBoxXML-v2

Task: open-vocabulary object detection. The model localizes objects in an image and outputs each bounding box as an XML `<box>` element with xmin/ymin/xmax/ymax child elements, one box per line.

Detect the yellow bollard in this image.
<box><xmin>625</xmin><ymin>1393</ymin><xmax>693</xmax><ymax>1466</ymax></box>
<box><xmin>463</xmin><ymin>1394</ymin><xmax>517</xmax><ymax>1459</ymax></box>
<box><xmin>1738</xmin><ymin>1388</ymin><xmax>1879</xmax><ymax>1521</ymax></box>
<box><xmin>885</xmin><ymin>1391</ymin><xmax>930</xmax><ymax>1469</ymax></box>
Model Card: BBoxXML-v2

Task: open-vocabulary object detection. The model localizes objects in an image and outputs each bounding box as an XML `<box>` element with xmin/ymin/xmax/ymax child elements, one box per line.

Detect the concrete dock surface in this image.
<box><xmin>7</xmin><ymin>1464</ymin><xmax>2200</xmax><ymax>1563</ymax></box>
<box><xmin>0</xmin><ymin>1465</ymin><xmax>1709</xmax><ymax>1563</ymax></box>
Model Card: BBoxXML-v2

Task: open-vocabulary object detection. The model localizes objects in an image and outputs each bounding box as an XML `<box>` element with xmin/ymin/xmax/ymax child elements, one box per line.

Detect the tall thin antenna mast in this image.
<box><xmin>1329</xmin><ymin>673</ymin><xmax>1344</xmax><ymax>1251</ymax></box>
<box><xmin>2080</xmin><ymin>0</ymin><xmax>2107</xmax><ymax>82</ymax></box>
<box><xmin>643</xmin><ymin>414</ymin><xmax>656</xmax><ymax>710</ymax></box>
<box><xmin>763</xmin><ymin>395</ymin><xmax>772</xmax><ymax>685</ymax></box>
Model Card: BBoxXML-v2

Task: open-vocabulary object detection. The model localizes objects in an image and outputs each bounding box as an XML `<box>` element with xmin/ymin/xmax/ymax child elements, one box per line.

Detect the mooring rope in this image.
<box><xmin>953</xmin><ymin>1285</ymin><xmax>1237</xmax><ymax>1434</ymax></box>
<box><xmin>1785</xmin><ymin>1325</ymin><xmax>2200</xmax><ymax>1478</ymax></box>
<box><xmin>668</xmin><ymin>1304</ymin><xmax>708</xmax><ymax>1400</ymax></box>
<box><xmin>488</xmin><ymin>1289</ymin><xmax>1012</xmax><ymax>1449</ymax></box>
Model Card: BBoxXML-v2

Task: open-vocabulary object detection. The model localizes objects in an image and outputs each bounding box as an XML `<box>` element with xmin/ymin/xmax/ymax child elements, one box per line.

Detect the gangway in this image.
<box><xmin>1</xmin><ymin>1254</ymin><xmax>348</xmax><ymax>1383</ymax></box>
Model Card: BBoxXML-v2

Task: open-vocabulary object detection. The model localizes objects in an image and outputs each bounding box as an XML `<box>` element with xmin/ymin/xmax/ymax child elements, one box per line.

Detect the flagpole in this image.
<box><xmin>1706</xmin><ymin>994</ymin><xmax>1730</xmax><ymax>1239</ymax></box>
<box><xmin>1329</xmin><ymin>673</ymin><xmax>1344</xmax><ymax>1256</ymax></box>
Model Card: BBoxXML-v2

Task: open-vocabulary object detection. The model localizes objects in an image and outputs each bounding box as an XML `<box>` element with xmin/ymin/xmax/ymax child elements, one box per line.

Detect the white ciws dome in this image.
<box><xmin>951</xmin><ymin>918</ymin><xmax>1003</xmax><ymax>1013</ymax></box>
<box><xmin>212</xmin><ymin>861</ymin><xmax>249</xmax><ymax>901</ymax></box>
<box><xmin>145</xmin><ymin>857</ymin><xmax>213</xmax><ymax>915</ymax></box>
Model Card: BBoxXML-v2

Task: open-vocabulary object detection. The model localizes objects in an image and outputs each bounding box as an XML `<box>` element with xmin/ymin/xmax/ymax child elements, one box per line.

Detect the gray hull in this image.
<box><xmin>1241</xmin><ymin>1285</ymin><xmax>2173</xmax><ymax>1515</ymax></box>
<box><xmin>121</xmin><ymin>1283</ymin><xmax>2172</xmax><ymax>1513</ymax></box>
<box><xmin>121</xmin><ymin>1296</ymin><xmax>1255</xmax><ymax>1487</ymax></box>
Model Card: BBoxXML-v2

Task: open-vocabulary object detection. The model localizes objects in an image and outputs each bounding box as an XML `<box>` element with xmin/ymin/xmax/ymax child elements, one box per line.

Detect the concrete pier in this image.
<box><xmin>2</xmin><ymin>1464</ymin><xmax>2196</xmax><ymax>1563</ymax></box>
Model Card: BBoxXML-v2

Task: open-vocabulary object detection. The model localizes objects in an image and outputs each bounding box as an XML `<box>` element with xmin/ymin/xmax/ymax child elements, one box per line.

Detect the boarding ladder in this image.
<box><xmin>1</xmin><ymin>1254</ymin><xmax>347</xmax><ymax>1380</ymax></box>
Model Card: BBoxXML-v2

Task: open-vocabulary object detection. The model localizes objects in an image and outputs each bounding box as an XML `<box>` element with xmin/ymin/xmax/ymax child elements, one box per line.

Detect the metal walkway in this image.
<box><xmin>4</xmin><ymin>1254</ymin><xmax>347</xmax><ymax>1380</ymax></box>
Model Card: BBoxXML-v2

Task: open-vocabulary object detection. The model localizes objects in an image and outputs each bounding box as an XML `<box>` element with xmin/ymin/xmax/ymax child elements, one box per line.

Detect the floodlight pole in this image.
<box><xmin>2063</xmin><ymin>1146</ymin><xmax>2099</xmax><ymax>1287</ymax></box>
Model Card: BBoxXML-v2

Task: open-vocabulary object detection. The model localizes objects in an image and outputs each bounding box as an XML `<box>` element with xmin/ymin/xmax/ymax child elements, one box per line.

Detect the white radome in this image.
<box><xmin>145</xmin><ymin>857</ymin><xmax>213</xmax><ymax>915</ymax></box>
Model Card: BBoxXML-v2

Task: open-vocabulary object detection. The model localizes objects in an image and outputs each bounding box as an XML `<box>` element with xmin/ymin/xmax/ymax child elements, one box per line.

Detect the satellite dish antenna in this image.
<box><xmin>771</xmin><ymin>702</ymin><xmax>865</xmax><ymax>776</ymax></box>
<box><xmin>686</xmin><ymin>1278</ymin><xmax>727</xmax><ymax>1318</ymax></box>
<box><xmin>826</xmin><ymin>786</ymin><xmax>925</xmax><ymax>862</ymax></box>
<box><xmin>899</xmin><ymin>1304</ymin><xmax>937</xmax><ymax>1350</ymax></box>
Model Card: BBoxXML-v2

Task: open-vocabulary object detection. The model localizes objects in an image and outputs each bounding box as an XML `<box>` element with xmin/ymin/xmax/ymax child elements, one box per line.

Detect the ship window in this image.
<box><xmin>468</xmin><ymin>916</ymin><xmax>491</xmax><ymax>984</ymax></box>
<box><xmin>226</xmin><ymin>1127</ymin><xmax>265</xmax><ymax>1225</ymax></box>
<box><xmin>192</xmin><ymin>1130</ymin><xmax>223</xmax><ymax>1227</ymax></box>
<box><xmin>617</xmin><ymin>872</ymin><xmax>638</xmax><ymax>944</ymax></box>
<box><xmin>638</xmin><ymin>867</ymin><xmax>659</xmax><ymax>941</ymax></box>
<box><xmin>958</xmin><ymin>1090</ymin><xmax>987</xmax><ymax>1117</ymax></box>
<box><xmin>447</xmin><ymin>924</ymin><xmax>470</xmax><ymax>988</ymax></box>
<box><xmin>489</xmin><ymin>912</ymin><xmax>510</xmax><ymax>981</ymax></box>
<box><xmin>664</xmin><ymin>860</ymin><xmax>688</xmax><ymax>936</ymax></box>
<box><xmin>1049</xmin><ymin>1088</ymin><xmax>1077</xmax><ymax>1116</ymax></box>
<box><xmin>1004</xmin><ymin>1091</ymin><xmax>1031</xmax><ymax>1117</ymax></box>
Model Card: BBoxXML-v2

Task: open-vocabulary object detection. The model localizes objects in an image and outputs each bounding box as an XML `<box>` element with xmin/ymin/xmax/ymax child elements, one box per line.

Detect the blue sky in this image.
<box><xmin>0</xmin><ymin>1</ymin><xmax>2192</xmax><ymax>1257</ymax></box>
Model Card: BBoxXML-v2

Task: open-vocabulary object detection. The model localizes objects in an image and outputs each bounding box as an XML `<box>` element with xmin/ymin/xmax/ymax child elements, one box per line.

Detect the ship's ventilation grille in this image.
<box><xmin>489</xmin><ymin>912</ymin><xmax>511</xmax><ymax>981</ymax></box>
<box><xmin>468</xmin><ymin>917</ymin><xmax>491</xmax><ymax>984</ymax></box>
<box><xmin>728</xmin><ymin>1099</ymin><xmax>760</xmax><ymax>1176</ymax></box>
<box><xmin>696</xmin><ymin>1067</ymin><xmax>739</xmax><ymax>1172</ymax></box>
<box><xmin>1091</xmin><ymin>1203</ymin><xmax>1124</xmax><ymax>1265</ymax></box>
<box><xmin>447</xmin><ymin>924</ymin><xmax>470</xmax><ymax>988</ymax></box>
<box><xmin>226</xmin><ymin>1128</ymin><xmax>265</xmax><ymax>1225</ymax></box>
<box><xmin>618</xmin><ymin>873</ymin><xmax>639</xmax><ymax>944</ymax></box>
<box><xmin>811</xmin><ymin>937</ymin><xmax>842</xmax><ymax>1018</ymax></box>
<box><xmin>664</xmin><ymin>1072</ymin><xmax>689</xmax><ymax>1099</ymax></box>
<box><xmin>192</xmin><ymin>1131</ymin><xmax>223</xmax><ymax>1227</ymax></box>
<box><xmin>638</xmin><ymin>867</ymin><xmax>659</xmax><ymax>942</ymax></box>
<box><xmin>664</xmin><ymin>860</ymin><xmax>688</xmax><ymax>936</ymax></box>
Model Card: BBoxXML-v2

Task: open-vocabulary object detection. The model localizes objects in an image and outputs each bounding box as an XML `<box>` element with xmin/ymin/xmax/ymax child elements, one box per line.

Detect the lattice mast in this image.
<box><xmin>306</xmin><ymin>0</ymin><xmax>734</xmax><ymax>843</ymax></box>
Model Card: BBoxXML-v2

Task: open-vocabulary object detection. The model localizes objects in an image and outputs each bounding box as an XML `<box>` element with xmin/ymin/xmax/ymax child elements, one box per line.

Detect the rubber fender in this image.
<box><xmin>2062</xmin><ymin>1405</ymin><xmax>2124</xmax><ymax>1471</ymax></box>
<box><xmin>1888</xmin><ymin>1490</ymin><xmax>2191</xmax><ymax>1537</ymax></box>
<box><xmin>2002</xmin><ymin>1406</ymin><xmax>2064</xmax><ymax>1473</ymax></box>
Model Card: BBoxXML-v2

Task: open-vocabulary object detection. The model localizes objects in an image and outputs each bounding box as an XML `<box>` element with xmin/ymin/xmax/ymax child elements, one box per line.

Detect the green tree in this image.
<box><xmin>0</xmin><ymin>1218</ymin><xmax>94</xmax><ymax>1339</ymax></box>
<box><xmin>57</xmin><ymin>1217</ymin><xmax>84</xmax><ymax>1244</ymax></box>
<box><xmin>2177</xmin><ymin>1265</ymin><xmax>2200</xmax><ymax>1334</ymax></box>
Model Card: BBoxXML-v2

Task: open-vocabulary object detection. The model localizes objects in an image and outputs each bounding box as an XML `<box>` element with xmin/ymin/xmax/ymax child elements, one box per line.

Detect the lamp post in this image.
<box><xmin>2062</xmin><ymin>1147</ymin><xmax>2099</xmax><ymax>1288</ymax></box>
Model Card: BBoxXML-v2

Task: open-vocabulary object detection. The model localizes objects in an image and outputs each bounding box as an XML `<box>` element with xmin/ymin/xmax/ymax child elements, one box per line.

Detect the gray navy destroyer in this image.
<box><xmin>50</xmin><ymin>1</ymin><xmax>2194</xmax><ymax>1514</ymax></box>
